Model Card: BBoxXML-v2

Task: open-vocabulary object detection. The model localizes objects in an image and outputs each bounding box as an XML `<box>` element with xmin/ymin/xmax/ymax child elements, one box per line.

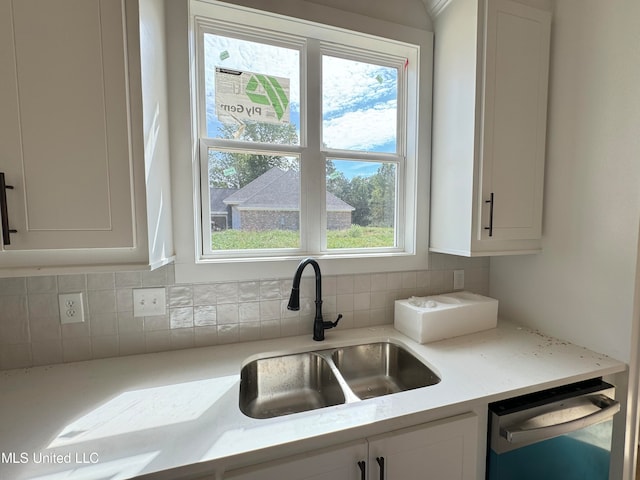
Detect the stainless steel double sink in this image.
<box><xmin>239</xmin><ymin>341</ymin><xmax>441</xmax><ymax>419</ymax></box>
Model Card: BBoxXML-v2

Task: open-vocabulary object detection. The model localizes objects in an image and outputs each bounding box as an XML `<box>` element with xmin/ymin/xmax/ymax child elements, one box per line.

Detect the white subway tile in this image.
<box><xmin>115</xmin><ymin>272</ymin><xmax>142</xmax><ymax>288</ymax></box>
<box><xmin>239</xmin><ymin>322</ymin><xmax>261</xmax><ymax>342</ymax></box>
<box><xmin>217</xmin><ymin>324</ymin><xmax>239</xmax><ymax>344</ymax></box>
<box><xmin>90</xmin><ymin>312</ymin><xmax>117</xmax><ymax>336</ymax></box>
<box><xmin>87</xmin><ymin>273</ymin><xmax>115</xmax><ymax>291</ymax></box>
<box><xmin>169</xmin><ymin>286</ymin><xmax>193</xmax><ymax>307</ymax></box>
<box><xmin>119</xmin><ymin>334</ymin><xmax>146</xmax><ymax>356</ymax></box>
<box><xmin>27</xmin><ymin>276</ymin><xmax>57</xmax><ymax>294</ymax></box>
<box><xmin>62</xmin><ymin>337</ymin><xmax>92</xmax><ymax>363</ymax></box>
<box><xmin>0</xmin><ymin>277</ymin><xmax>27</xmax><ymax>296</ymax></box>
<box><xmin>1</xmin><ymin>343</ymin><xmax>31</xmax><ymax>369</ymax></box>
<box><xmin>239</xmin><ymin>302</ymin><xmax>260</xmax><ymax>323</ymax></box>
<box><xmin>32</xmin><ymin>340</ymin><xmax>63</xmax><ymax>366</ymax></box>
<box><xmin>145</xmin><ymin>330</ymin><xmax>171</xmax><ymax>353</ymax></box>
<box><xmin>57</xmin><ymin>274</ymin><xmax>86</xmax><ymax>293</ymax></box>
<box><xmin>91</xmin><ymin>336</ymin><xmax>119</xmax><ymax>359</ymax></box>
<box><xmin>353</xmin><ymin>274</ymin><xmax>371</xmax><ymax>293</ymax></box>
<box><xmin>170</xmin><ymin>307</ymin><xmax>194</xmax><ymax>329</ymax></box>
<box><xmin>193</xmin><ymin>284</ymin><xmax>217</xmax><ymax>306</ymax></box>
<box><xmin>194</xmin><ymin>306</ymin><xmax>217</xmax><ymax>327</ymax></box>
<box><xmin>238</xmin><ymin>281</ymin><xmax>259</xmax><ymax>302</ymax></box>
<box><xmin>194</xmin><ymin>326</ymin><xmax>218</xmax><ymax>347</ymax></box>
<box><xmin>170</xmin><ymin>328</ymin><xmax>195</xmax><ymax>350</ymax></box>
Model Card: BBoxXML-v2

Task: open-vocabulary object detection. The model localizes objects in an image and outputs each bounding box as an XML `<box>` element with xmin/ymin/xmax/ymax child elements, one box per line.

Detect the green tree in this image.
<box><xmin>326</xmin><ymin>161</ymin><xmax>373</xmax><ymax>225</ymax></box>
<box><xmin>326</xmin><ymin>161</ymin><xmax>396</xmax><ymax>227</ymax></box>
<box><xmin>346</xmin><ymin>176</ymin><xmax>373</xmax><ymax>226</ymax></box>
<box><xmin>209</xmin><ymin>121</ymin><xmax>299</xmax><ymax>188</ymax></box>
<box><xmin>326</xmin><ymin>160</ymin><xmax>351</xmax><ymax>200</ymax></box>
<box><xmin>369</xmin><ymin>164</ymin><xmax>396</xmax><ymax>227</ymax></box>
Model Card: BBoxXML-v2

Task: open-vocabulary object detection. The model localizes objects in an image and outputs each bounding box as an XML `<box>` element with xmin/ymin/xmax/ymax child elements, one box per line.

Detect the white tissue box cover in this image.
<box><xmin>394</xmin><ymin>291</ymin><xmax>498</xmax><ymax>343</ymax></box>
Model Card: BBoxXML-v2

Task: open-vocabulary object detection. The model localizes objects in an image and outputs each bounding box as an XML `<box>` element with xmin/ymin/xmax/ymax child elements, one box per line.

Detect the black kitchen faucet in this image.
<box><xmin>287</xmin><ymin>258</ymin><xmax>342</xmax><ymax>341</ymax></box>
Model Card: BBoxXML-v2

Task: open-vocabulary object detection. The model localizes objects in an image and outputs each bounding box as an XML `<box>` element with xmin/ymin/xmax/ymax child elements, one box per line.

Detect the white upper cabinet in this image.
<box><xmin>0</xmin><ymin>0</ymin><xmax>174</xmax><ymax>275</ymax></box>
<box><xmin>429</xmin><ymin>0</ymin><xmax>551</xmax><ymax>256</ymax></box>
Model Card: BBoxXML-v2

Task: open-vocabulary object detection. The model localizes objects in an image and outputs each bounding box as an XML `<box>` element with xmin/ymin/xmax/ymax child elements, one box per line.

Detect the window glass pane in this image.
<box><xmin>322</xmin><ymin>55</ymin><xmax>398</xmax><ymax>153</ymax></box>
<box><xmin>208</xmin><ymin>148</ymin><xmax>300</xmax><ymax>250</ymax></box>
<box><xmin>326</xmin><ymin>159</ymin><xmax>396</xmax><ymax>249</ymax></box>
<box><xmin>204</xmin><ymin>33</ymin><xmax>300</xmax><ymax>144</ymax></box>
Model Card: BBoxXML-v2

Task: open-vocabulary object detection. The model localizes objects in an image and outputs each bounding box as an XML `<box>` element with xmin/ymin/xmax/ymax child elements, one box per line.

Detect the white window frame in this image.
<box><xmin>172</xmin><ymin>0</ymin><xmax>432</xmax><ymax>282</ymax></box>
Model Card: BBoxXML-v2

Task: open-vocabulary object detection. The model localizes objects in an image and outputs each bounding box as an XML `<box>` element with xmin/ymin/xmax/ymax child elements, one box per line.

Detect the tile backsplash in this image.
<box><xmin>0</xmin><ymin>254</ymin><xmax>489</xmax><ymax>370</ymax></box>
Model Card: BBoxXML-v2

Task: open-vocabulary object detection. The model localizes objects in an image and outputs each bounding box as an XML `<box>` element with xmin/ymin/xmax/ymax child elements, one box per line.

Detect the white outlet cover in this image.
<box><xmin>59</xmin><ymin>292</ymin><xmax>85</xmax><ymax>324</ymax></box>
<box><xmin>133</xmin><ymin>288</ymin><xmax>166</xmax><ymax>317</ymax></box>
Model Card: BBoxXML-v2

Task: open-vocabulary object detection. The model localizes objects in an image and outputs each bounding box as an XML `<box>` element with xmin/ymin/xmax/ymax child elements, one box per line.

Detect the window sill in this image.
<box><xmin>175</xmin><ymin>251</ymin><xmax>428</xmax><ymax>283</ymax></box>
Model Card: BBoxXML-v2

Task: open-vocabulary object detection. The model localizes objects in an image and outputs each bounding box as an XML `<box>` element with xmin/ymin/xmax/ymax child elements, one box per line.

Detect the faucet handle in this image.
<box><xmin>323</xmin><ymin>314</ymin><xmax>342</xmax><ymax>330</ymax></box>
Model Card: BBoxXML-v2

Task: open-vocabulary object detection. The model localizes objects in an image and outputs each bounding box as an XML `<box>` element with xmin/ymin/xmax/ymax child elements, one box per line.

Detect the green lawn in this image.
<box><xmin>212</xmin><ymin>226</ymin><xmax>394</xmax><ymax>250</ymax></box>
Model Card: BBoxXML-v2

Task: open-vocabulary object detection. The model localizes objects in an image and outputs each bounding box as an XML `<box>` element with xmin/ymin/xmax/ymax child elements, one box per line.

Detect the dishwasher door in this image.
<box><xmin>487</xmin><ymin>378</ymin><xmax>619</xmax><ymax>480</ymax></box>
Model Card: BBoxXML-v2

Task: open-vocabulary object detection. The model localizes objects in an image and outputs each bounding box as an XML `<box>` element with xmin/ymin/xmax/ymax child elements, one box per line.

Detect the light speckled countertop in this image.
<box><xmin>0</xmin><ymin>321</ymin><xmax>626</xmax><ymax>480</ymax></box>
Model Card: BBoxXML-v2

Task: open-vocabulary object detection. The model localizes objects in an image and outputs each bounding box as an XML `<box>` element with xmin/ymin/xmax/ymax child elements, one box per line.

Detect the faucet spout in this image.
<box><xmin>287</xmin><ymin>258</ymin><xmax>341</xmax><ymax>341</ymax></box>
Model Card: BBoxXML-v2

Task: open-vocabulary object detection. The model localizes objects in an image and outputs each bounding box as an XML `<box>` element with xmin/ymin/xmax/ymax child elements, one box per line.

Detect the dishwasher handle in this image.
<box><xmin>500</xmin><ymin>394</ymin><xmax>620</xmax><ymax>445</ymax></box>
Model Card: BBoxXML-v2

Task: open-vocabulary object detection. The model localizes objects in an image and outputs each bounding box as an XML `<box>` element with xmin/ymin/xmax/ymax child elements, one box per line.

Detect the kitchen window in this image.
<box><xmin>177</xmin><ymin>1</ymin><xmax>431</xmax><ymax>281</ymax></box>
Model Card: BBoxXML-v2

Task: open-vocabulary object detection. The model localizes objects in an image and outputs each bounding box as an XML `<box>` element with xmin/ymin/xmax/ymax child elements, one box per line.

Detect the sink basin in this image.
<box><xmin>239</xmin><ymin>341</ymin><xmax>440</xmax><ymax>418</ymax></box>
<box><xmin>331</xmin><ymin>342</ymin><xmax>441</xmax><ymax>400</ymax></box>
<box><xmin>239</xmin><ymin>352</ymin><xmax>345</xmax><ymax>419</ymax></box>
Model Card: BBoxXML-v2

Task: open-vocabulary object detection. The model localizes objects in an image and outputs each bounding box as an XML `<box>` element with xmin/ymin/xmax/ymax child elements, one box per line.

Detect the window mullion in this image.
<box><xmin>303</xmin><ymin>39</ymin><xmax>324</xmax><ymax>254</ymax></box>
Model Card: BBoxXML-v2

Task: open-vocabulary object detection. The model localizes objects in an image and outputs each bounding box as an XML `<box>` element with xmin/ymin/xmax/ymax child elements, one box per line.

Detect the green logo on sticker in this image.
<box><xmin>245</xmin><ymin>74</ymin><xmax>289</xmax><ymax>120</ymax></box>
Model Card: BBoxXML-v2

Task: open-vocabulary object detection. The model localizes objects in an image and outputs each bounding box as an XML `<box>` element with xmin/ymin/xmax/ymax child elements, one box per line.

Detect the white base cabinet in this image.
<box><xmin>223</xmin><ymin>413</ymin><xmax>478</xmax><ymax>480</ymax></box>
<box><xmin>367</xmin><ymin>414</ymin><xmax>478</xmax><ymax>480</ymax></box>
<box><xmin>225</xmin><ymin>440</ymin><xmax>368</xmax><ymax>480</ymax></box>
<box><xmin>429</xmin><ymin>0</ymin><xmax>551</xmax><ymax>257</ymax></box>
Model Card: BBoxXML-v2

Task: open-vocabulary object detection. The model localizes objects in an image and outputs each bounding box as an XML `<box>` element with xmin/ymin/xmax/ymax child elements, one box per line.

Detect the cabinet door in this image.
<box><xmin>480</xmin><ymin>0</ymin><xmax>551</xmax><ymax>241</ymax></box>
<box><xmin>0</xmin><ymin>0</ymin><xmax>135</xmax><ymax>250</ymax></box>
<box><xmin>367</xmin><ymin>413</ymin><xmax>478</xmax><ymax>480</ymax></box>
<box><xmin>224</xmin><ymin>440</ymin><xmax>368</xmax><ymax>480</ymax></box>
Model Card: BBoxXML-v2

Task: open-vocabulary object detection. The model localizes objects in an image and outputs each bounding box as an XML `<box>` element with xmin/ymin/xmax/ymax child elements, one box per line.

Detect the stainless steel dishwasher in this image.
<box><xmin>487</xmin><ymin>378</ymin><xmax>620</xmax><ymax>480</ymax></box>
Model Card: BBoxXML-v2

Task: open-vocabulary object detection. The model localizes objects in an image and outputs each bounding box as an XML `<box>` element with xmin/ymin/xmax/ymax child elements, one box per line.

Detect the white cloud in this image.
<box><xmin>322</xmin><ymin>55</ymin><xmax>396</xmax><ymax>118</ymax></box>
<box><xmin>323</xmin><ymin>103</ymin><xmax>397</xmax><ymax>151</ymax></box>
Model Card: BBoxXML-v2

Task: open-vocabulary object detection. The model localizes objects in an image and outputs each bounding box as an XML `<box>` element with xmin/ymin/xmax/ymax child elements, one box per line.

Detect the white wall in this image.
<box><xmin>490</xmin><ymin>0</ymin><xmax>640</xmax><ymax>363</ymax></box>
<box><xmin>138</xmin><ymin>0</ymin><xmax>175</xmax><ymax>267</ymax></box>
<box><xmin>219</xmin><ymin>0</ymin><xmax>432</xmax><ymax>30</ymax></box>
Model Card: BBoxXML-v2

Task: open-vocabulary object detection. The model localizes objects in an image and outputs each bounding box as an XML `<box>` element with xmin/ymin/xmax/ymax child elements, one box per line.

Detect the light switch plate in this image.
<box><xmin>59</xmin><ymin>293</ymin><xmax>85</xmax><ymax>324</ymax></box>
<box><xmin>133</xmin><ymin>288</ymin><xmax>166</xmax><ymax>317</ymax></box>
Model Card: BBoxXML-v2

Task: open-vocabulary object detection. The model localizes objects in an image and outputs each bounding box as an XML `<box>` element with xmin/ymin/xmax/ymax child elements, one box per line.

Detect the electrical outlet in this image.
<box><xmin>453</xmin><ymin>270</ymin><xmax>465</xmax><ymax>290</ymax></box>
<box><xmin>133</xmin><ymin>288</ymin><xmax>166</xmax><ymax>317</ymax></box>
<box><xmin>59</xmin><ymin>293</ymin><xmax>85</xmax><ymax>324</ymax></box>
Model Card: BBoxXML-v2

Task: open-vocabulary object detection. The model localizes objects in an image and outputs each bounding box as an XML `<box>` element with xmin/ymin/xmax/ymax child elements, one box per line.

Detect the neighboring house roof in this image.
<box><xmin>222</xmin><ymin>167</ymin><xmax>354</xmax><ymax>212</ymax></box>
<box><xmin>210</xmin><ymin>187</ymin><xmax>237</xmax><ymax>214</ymax></box>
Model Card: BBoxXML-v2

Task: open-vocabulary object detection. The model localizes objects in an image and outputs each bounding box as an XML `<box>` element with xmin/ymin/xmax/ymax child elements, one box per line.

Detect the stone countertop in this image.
<box><xmin>0</xmin><ymin>321</ymin><xmax>626</xmax><ymax>480</ymax></box>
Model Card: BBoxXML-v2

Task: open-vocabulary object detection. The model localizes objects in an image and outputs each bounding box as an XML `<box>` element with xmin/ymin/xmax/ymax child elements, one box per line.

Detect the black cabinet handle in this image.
<box><xmin>376</xmin><ymin>456</ymin><xmax>385</xmax><ymax>480</ymax></box>
<box><xmin>357</xmin><ymin>460</ymin><xmax>366</xmax><ymax>480</ymax></box>
<box><xmin>484</xmin><ymin>192</ymin><xmax>494</xmax><ymax>237</ymax></box>
<box><xmin>0</xmin><ymin>173</ymin><xmax>17</xmax><ymax>246</ymax></box>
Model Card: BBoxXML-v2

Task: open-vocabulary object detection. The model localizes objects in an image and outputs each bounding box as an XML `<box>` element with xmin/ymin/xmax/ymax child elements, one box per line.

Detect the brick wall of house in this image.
<box><xmin>238</xmin><ymin>210</ymin><xmax>352</xmax><ymax>231</ymax></box>
<box><xmin>327</xmin><ymin>212</ymin><xmax>352</xmax><ymax>230</ymax></box>
<box><xmin>240</xmin><ymin>210</ymin><xmax>299</xmax><ymax>231</ymax></box>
